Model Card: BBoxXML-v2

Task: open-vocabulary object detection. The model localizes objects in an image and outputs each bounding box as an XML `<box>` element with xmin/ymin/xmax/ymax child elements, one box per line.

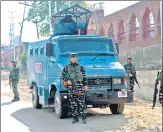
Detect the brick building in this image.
<box><xmin>87</xmin><ymin>1</ymin><xmax>161</xmax><ymax>70</ymax></box>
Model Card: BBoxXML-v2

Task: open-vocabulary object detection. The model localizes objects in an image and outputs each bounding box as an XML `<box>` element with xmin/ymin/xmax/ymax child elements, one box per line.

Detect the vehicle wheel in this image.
<box><xmin>54</xmin><ymin>92</ymin><xmax>68</xmax><ymax>119</ymax></box>
<box><xmin>109</xmin><ymin>103</ymin><xmax>124</xmax><ymax>114</ymax></box>
<box><xmin>32</xmin><ymin>86</ymin><xmax>42</xmax><ymax>109</ymax></box>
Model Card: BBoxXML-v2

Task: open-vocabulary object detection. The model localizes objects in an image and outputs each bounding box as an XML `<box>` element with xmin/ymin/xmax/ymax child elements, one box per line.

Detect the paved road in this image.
<box><xmin>1</xmin><ymin>96</ymin><xmax>129</xmax><ymax>132</ymax></box>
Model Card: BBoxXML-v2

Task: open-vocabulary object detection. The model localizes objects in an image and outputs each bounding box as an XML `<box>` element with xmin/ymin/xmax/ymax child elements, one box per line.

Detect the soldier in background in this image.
<box><xmin>60</xmin><ymin>15</ymin><xmax>77</xmax><ymax>29</ymax></box>
<box><xmin>9</xmin><ymin>59</ymin><xmax>20</xmax><ymax>102</ymax></box>
<box><xmin>124</xmin><ymin>57</ymin><xmax>136</xmax><ymax>91</ymax></box>
<box><xmin>61</xmin><ymin>53</ymin><xmax>88</xmax><ymax>124</ymax></box>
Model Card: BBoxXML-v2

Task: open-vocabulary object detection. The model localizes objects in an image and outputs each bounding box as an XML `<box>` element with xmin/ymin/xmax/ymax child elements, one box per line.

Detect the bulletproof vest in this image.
<box><xmin>67</xmin><ymin>64</ymin><xmax>83</xmax><ymax>83</ymax></box>
<box><xmin>10</xmin><ymin>67</ymin><xmax>19</xmax><ymax>80</ymax></box>
<box><xmin>125</xmin><ymin>64</ymin><xmax>135</xmax><ymax>74</ymax></box>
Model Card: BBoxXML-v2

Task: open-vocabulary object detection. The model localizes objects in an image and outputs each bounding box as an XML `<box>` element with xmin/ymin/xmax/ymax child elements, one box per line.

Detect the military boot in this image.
<box><xmin>82</xmin><ymin>116</ymin><xmax>87</xmax><ymax>124</ymax></box>
<box><xmin>11</xmin><ymin>97</ymin><xmax>16</xmax><ymax>102</ymax></box>
<box><xmin>12</xmin><ymin>97</ymin><xmax>20</xmax><ymax>102</ymax></box>
<box><xmin>72</xmin><ymin>116</ymin><xmax>79</xmax><ymax>124</ymax></box>
<box><xmin>15</xmin><ymin>97</ymin><xmax>20</xmax><ymax>101</ymax></box>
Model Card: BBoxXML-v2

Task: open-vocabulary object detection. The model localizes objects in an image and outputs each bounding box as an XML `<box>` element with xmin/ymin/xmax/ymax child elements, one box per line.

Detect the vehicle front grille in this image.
<box><xmin>88</xmin><ymin>78</ymin><xmax>111</xmax><ymax>87</ymax></box>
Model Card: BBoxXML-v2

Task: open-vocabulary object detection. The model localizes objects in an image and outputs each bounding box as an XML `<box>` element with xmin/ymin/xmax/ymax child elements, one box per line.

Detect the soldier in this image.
<box><xmin>9</xmin><ymin>59</ymin><xmax>20</xmax><ymax>102</ymax></box>
<box><xmin>124</xmin><ymin>57</ymin><xmax>136</xmax><ymax>91</ymax></box>
<box><xmin>61</xmin><ymin>53</ymin><xmax>88</xmax><ymax>124</ymax></box>
<box><xmin>60</xmin><ymin>15</ymin><xmax>77</xmax><ymax>29</ymax></box>
<box><xmin>158</xmin><ymin>71</ymin><xmax>163</xmax><ymax>104</ymax></box>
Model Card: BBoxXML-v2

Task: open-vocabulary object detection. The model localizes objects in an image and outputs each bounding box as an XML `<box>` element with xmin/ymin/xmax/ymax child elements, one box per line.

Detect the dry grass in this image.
<box><xmin>120</xmin><ymin>99</ymin><xmax>162</xmax><ymax>131</ymax></box>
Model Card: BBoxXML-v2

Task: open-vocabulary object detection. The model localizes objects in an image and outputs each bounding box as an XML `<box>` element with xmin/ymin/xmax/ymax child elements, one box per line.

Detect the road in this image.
<box><xmin>1</xmin><ymin>77</ymin><xmax>162</xmax><ymax>132</ymax></box>
<box><xmin>1</xmin><ymin>96</ymin><xmax>128</xmax><ymax>132</ymax></box>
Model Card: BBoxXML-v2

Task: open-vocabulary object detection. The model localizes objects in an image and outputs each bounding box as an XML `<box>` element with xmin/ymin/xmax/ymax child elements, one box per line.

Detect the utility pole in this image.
<box><xmin>48</xmin><ymin>1</ymin><xmax>53</xmax><ymax>35</ymax></box>
<box><xmin>54</xmin><ymin>1</ymin><xmax>57</xmax><ymax>13</ymax></box>
<box><xmin>33</xmin><ymin>21</ymin><xmax>39</xmax><ymax>39</ymax></box>
<box><xmin>99</xmin><ymin>1</ymin><xmax>102</xmax><ymax>9</ymax></box>
<box><xmin>19</xmin><ymin>1</ymin><xmax>40</xmax><ymax>40</ymax></box>
<box><xmin>9</xmin><ymin>24</ymin><xmax>13</xmax><ymax>47</ymax></box>
<box><xmin>8</xmin><ymin>10</ymin><xmax>16</xmax><ymax>60</ymax></box>
<box><xmin>19</xmin><ymin>1</ymin><xmax>27</xmax><ymax>54</ymax></box>
<box><xmin>69</xmin><ymin>1</ymin><xmax>71</xmax><ymax>7</ymax></box>
<box><xmin>18</xmin><ymin>1</ymin><xmax>33</xmax><ymax>61</ymax></box>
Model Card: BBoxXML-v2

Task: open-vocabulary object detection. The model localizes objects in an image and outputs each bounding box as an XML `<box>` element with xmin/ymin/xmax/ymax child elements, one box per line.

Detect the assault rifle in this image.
<box><xmin>129</xmin><ymin>72</ymin><xmax>140</xmax><ymax>89</ymax></box>
<box><xmin>152</xmin><ymin>71</ymin><xmax>159</xmax><ymax>109</ymax></box>
<box><xmin>133</xmin><ymin>74</ymin><xmax>140</xmax><ymax>89</ymax></box>
<box><xmin>67</xmin><ymin>73</ymin><xmax>82</xmax><ymax>96</ymax></box>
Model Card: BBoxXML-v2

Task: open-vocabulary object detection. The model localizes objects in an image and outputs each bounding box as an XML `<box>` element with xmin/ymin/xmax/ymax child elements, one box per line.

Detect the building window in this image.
<box><xmin>118</xmin><ymin>19</ymin><xmax>126</xmax><ymax>42</ymax></box>
<box><xmin>142</xmin><ymin>8</ymin><xmax>155</xmax><ymax>39</ymax></box>
<box><xmin>40</xmin><ymin>47</ymin><xmax>44</xmax><ymax>55</ymax></box>
<box><xmin>129</xmin><ymin>13</ymin><xmax>140</xmax><ymax>42</ymax></box>
<box><xmin>30</xmin><ymin>49</ymin><xmax>33</xmax><ymax>56</ymax></box>
<box><xmin>35</xmin><ymin>48</ymin><xmax>39</xmax><ymax>55</ymax></box>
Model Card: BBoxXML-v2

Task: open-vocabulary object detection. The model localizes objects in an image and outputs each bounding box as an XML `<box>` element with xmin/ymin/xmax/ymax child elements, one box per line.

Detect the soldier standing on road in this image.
<box><xmin>124</xmin><ymin>57</ymin><xmax>136</xmax><ymax>91</ymax></box>
<box><xmin>9</xmin><ymin>59</ymin><xmax>20</xmax><ymax>102</ymax></box>
<box><xmin>61</xmin><ymin>53</ymin><xmax>88</xmax><ymax>124</ymax></box>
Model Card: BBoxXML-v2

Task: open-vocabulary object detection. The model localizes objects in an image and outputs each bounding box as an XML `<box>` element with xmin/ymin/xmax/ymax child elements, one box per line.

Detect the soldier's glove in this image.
<box><xmin>63</xmin><ymin>81</ymin><xmax>68</xmax><ymax>88</ymax></box>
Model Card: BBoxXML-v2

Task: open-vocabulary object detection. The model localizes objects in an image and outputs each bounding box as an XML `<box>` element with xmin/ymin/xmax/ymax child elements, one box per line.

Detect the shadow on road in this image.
<box><xmin>11</xmin><ymin>107</ymin><xmax>129</xmax><ymax>132</ymax></box>
<box><xmin>1</xmin><ymin>101</ymin><xmax>13</xmax><ymax>106</ymax></box>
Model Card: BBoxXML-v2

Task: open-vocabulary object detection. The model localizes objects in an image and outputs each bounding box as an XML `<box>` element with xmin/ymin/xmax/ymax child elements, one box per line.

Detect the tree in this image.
<box><xmin>20</xmin><ymin>52</ymin><xmax>27</xmax><ymax>69</ymax></box>
<box><xmin>28</xmin><ymin>1</ymin><xmax>93</xmax><ymax>37</ymax></box>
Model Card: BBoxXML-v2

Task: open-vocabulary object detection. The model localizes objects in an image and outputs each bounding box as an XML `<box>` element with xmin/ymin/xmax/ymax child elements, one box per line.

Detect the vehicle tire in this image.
<box><xmin>109</xmin><ymin>103</ymin><xmax>124</xmax><ymax>114</ymax></box>
<box><xmin>32</xmin><ymin>86</ymin><xmax>42</xmax><ymax>109</ymax></box>
<box><xmin>54</xmin><ymin>91</ymin><xmax>68</xmax><ymax>119</ymax></box>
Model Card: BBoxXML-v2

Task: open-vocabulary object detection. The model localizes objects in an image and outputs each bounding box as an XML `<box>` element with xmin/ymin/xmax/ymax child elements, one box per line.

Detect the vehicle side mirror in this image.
<box><xmin>115</xmin><ymin>42</ymin><xmax>119</xmax><ymax>55</ymax></box>
<box><xmin>46</xmin><ymin>43</ymin><xmax>52</xmax><ymax>56</ymax></box>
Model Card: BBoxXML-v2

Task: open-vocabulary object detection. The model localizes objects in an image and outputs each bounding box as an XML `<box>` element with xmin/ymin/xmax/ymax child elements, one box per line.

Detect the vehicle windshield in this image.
<box><xmin>58</xmin><ymin>38</ymin><xmax>117</xmax><ymax>55</ymax></box>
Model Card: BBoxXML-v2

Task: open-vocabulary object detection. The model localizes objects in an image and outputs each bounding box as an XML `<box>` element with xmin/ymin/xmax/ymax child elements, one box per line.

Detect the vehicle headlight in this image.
<box><xmin>113</xmin><ymin>78</ymin><xmax>122</xmax><ymax>84</ymax></box>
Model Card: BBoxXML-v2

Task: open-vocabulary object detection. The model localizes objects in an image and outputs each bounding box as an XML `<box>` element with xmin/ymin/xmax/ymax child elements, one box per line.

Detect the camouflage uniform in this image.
<box><xmin>124</xmin><ymin>63</ymin><xmax>136</xmax><ymax>91</ymax></box>
<box><xmin>9</xmin><ymin>60</ymin><xmax>20</xmax><ymax>101</ymax></box>
<box><xmin>61</xmin><ymin>61</ymin><xmax>88</xmax><ymax>123</ymax></box>
<box><xmin>158</xmin><ymin>71</ymin><xmax>163</xmax><ymax>104</ymax></box>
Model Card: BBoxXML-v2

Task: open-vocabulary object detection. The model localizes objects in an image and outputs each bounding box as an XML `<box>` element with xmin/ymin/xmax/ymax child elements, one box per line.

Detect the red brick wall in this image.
<box><xmin>87</xmin><ymin>1</ymin><xmax>160</xmax><ymax>48</ymax></box>
<box><xmin>87</xmin><ymin>1</ymin><xmax>161</xmax><ymax>70</ymax></box>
